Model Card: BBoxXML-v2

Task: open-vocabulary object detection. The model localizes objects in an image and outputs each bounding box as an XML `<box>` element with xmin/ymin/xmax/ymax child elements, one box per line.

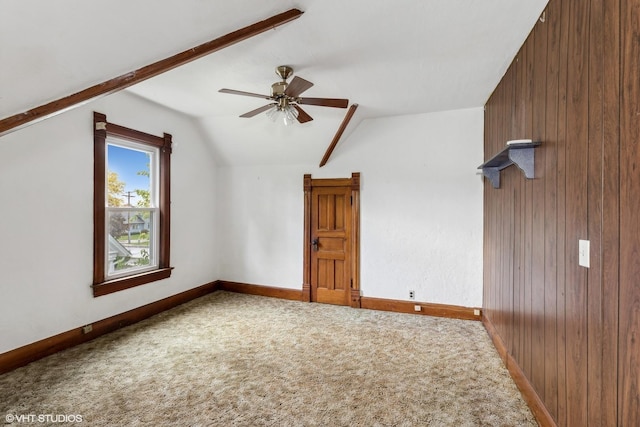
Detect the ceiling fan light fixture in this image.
<box><xmin>265</xmin><ymin>103</ymin><xmax>299</xmax><ymax>126</ymax></box>
<box><xmin>266</xmin><ymin>105</ymin><xmax>279</xmax><ymax>122</ymax></box>
<box><xmin>283</xmin><ymin>105</ymin><xmax>299</xmax><ymax>126</ymax></box>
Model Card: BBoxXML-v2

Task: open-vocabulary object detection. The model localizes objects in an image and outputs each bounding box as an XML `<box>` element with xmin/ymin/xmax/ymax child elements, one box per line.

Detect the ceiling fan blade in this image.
<box><xmin>297</xmin><ymin>97</ymin><xmax>349</xmax><ymax>108</ymax></box>
<box><xmin>294</xmin><ymin>105</ymin><xmax>313</xmax><ymax>123</ymax></box>
<box><xmin>219</xmin><ymin>88</ymin><xmax>271</xmax><ymax>99</ymax></box>
<box><xmin>285</xmin><ymin>76</ymin><xmax>314</xmax><ymax>97</ymax></box>
<box><xmin>239</xmin><ymin>104</ymin><xmax>275</xmax><ymax>118</ymax></box>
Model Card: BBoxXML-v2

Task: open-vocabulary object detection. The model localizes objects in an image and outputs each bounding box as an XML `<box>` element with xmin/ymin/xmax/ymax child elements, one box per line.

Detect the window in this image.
<box><xmin>93</xmin><ymin>112</ymin><xmax>172</xmax><ymax>297</ymax></box>
<box><xmin>106</xmin><ymin>142</ymin><xmax>157</xmax><ymax>278</ymax></box>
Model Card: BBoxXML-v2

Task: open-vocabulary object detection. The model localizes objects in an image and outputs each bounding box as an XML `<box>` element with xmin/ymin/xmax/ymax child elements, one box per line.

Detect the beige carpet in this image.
<box><xmin>0</xmin><ymin>291</ymin><xmax>536</xmax><ymax>426</ymax></box>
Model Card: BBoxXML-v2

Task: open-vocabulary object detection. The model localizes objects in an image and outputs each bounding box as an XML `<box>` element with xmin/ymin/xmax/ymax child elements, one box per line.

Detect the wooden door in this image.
<box><xmin>311</xmin><ymin>185</ymin><xmax>351</xmax><ymax>305</ymax></box>
<box><xmin>303</xmin><ymin>173</ymin><xmax>360</xmax><ymax>307</ymax></box>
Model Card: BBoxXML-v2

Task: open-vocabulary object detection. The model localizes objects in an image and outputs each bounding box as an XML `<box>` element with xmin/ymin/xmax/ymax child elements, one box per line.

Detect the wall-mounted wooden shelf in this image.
<box><xmin>478</xmin><ymin>140</ymin><xmax>541</xmax><ymax>188</ymax></box>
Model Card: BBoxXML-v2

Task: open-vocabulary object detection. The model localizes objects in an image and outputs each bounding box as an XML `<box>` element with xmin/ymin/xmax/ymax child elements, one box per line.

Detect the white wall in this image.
<box><xmin>0</xmin><ymin>92</ymin><xmax>219</xmax><ymax>354</ymax></box>
<box><xmin>217</xmin><ymin>107</ymin><xmax>484</xmax><ymax>307</ymax></box>
<box><xmin>0</xmin><ymin>104</ymin><xmax>482</xmax><ymax>355</ymax></box>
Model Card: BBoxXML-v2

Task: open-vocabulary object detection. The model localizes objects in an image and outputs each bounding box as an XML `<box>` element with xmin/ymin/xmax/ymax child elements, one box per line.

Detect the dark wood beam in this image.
<box><xmin>319</xmin><ymin>103</ymin><xmax>358</xmax><ymax>167</ymax></box>
<box><xmin>0</xmin><ymin>8</ymin><xmax>304</xmax><ymax>137</ymax></box>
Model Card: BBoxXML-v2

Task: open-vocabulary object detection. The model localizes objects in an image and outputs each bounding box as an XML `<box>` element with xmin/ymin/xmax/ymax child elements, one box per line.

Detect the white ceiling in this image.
<box><xmin>2</xmin><ymin>0</ymin><xmax>548</xmax><ymax>166</ymax></box>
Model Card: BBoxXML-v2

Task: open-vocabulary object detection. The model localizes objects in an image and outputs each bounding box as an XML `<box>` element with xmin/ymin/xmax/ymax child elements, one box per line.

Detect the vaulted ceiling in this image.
<box><xmin>1</xmin><ymin>0</ymin><xmax>548</xmax><ymax>165</ymax></box>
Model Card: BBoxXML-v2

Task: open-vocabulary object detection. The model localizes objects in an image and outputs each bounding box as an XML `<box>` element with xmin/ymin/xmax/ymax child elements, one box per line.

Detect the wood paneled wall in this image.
<box><xmin>483</xmin><ymin>0</ymin><xmax>640</xmax><ymax>425</ymax></box>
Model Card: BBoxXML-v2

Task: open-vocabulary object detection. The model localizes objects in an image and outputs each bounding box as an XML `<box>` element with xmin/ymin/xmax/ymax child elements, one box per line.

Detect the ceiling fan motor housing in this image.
<box><xmin>271</xmin><ymin>81</ymin><xmax>288</xmax><ymax>97</ymax></box>
<box><xmin>272</xmin><ymin>65</ymin><xmax>293</xmax><ymax>97</ymax></box>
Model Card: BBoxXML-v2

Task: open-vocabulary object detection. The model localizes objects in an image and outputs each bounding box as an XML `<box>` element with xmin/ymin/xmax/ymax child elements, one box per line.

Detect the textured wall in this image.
<box><xmin>0</xmin><ymin>92</ymin><xmax>219</xmax><ymax>353</ymax></box>
<box><xmin>217</xmin><ymin>108</ymin><xmax>484</xmax><ymax>307</ymax></box>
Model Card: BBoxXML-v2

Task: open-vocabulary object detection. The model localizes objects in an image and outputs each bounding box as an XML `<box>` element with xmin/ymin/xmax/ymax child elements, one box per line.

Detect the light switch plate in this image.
<box><xmin>579</xmin><ymin>240</ymin><xmax>590</xmax><ymax>268</ymax></box>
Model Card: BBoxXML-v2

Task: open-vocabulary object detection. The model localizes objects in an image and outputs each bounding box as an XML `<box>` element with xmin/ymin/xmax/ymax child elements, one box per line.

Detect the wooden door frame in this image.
<box><xmin>303</xmin><ymin>172</ymin><xmax>361</xmax><ymax>308</ymax></box>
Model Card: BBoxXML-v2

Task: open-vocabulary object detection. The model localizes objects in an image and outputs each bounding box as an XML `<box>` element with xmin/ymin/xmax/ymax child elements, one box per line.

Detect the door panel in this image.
<box><xmin>317</xmin><ymin>194</ymin><xmax>346</xmax><ymax>231</ymax></box>
<box><xmin>318</xmin><ymin>236</ymin><xmax>345</xmax><ymax>252</ymax></box>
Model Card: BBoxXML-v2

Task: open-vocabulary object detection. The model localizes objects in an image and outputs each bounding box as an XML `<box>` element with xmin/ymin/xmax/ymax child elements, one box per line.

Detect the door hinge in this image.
<box><xmin>350</xmin><ymin>278</ymin><xmax>353</xmax><ymax>288</ymax></box>
<box><xmin>350</xmin><ymin>195</ymin><xmax>353</xmax><ymax>205</ymax></box>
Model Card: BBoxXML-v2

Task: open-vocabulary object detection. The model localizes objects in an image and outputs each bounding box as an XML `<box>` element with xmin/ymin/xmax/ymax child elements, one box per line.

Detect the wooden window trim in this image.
<box><xmin>93</xmin><ymin>112</ymin><xmax>172</xmax><ymax>297</ymax></box>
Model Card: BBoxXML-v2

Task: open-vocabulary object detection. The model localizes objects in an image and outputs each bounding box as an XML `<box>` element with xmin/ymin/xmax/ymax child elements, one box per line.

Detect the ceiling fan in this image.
<box><xmin>219</xmin><ymin>66</ymin><xmax>349</xmax><ymax>125</ymax></box>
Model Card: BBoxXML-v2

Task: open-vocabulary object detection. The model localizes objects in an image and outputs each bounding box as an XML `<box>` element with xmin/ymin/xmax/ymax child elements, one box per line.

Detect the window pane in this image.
<box><xmin>107</xmin><ymin>209</ymin><xmax>157</xmax><ymax>276</ymax></box>
<box><xmin>105</xmin><ymin>141</ymin><xmax>159</xmax><ymax>279</ymax></box>
<box><xmin>107</xmin><ymin>144</ymin><xmax>153</xmax><ymax>208</ymax></box>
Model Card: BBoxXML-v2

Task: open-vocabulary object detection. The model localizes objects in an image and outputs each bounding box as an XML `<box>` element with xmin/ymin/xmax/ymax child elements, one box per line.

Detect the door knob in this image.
<box><xmin>312</xmin><ymin>238</ymin><xmax>319</xmax><ymax>251</ymax></box>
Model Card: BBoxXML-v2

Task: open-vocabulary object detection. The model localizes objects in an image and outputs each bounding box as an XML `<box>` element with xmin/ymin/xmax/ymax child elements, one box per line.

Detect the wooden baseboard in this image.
<box><xmin>360</xmin><ymin>296</ymin><xmax>481</xmax><ymax>321</ymax></box>
<box><xmin>217</xmin><ymin>283</ymin><xmax>473</xmax><ymax>322</ymax></box>
<box><xmin>217</xmin><ymin>280</ymin><xmax>303</xmax><ymax>301</ymax></box>
<box><xmin>482</xmin><ymin>314</ymin><xmax>557</xmax><ymax>427</ymax></box>
<box><xmin>0</xmin><ymin>281</ymin><xmax>218</xmax><ymax>375</ymax></box>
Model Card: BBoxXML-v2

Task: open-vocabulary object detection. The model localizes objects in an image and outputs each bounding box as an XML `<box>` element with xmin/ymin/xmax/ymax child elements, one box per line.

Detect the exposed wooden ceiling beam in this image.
<box><xmin>0</xmin><ymin>8</ymin><xmax>304</xmax><ymax>137</ymax></box>
<box><xmin>319</xmin><ymin>104</ymin><xmax>359</xmax><ymax>167</ymax></box>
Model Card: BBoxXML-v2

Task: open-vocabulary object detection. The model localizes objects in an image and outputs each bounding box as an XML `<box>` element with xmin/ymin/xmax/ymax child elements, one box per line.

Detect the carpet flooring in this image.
<box><xmin>0</xmin><ymin>291</ymin><xmax>536</xmax><ymax>426</ymax></box>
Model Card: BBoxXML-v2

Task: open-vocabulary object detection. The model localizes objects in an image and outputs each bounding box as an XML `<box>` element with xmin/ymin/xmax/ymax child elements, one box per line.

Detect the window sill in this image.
<box><xmin>93</xmin><ymin>267</ymin><xmax>173</xmax><ymax>297</ymax></box>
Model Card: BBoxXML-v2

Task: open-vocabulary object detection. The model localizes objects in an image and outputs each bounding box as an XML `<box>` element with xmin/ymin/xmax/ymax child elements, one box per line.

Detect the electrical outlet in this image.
<box><xmin>579</xmin><ymin>240</ymin><xmax>590</xmax><ymax>268</ymax></box>
<box><xmin>409</xmin><ymin>290</ymin><xmax>415</xmax><ymax>300</ymax></box>
<box><xmin>82</xmin><ymin>324</ymin><xmax>93</xmax><ymax>334</ymax></box>
<box><xmin>414</xmin><ymin>305</ymin><xmax>421</xmax><ymax>312</ymax></box>
<box><xmin>474</xmin><ymin>309</ymin><xmax>480</xmax><ymax>316</ymax></box>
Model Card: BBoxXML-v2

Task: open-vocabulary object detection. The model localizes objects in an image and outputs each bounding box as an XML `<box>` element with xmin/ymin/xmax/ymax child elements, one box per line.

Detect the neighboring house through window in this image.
<box><xmin>93</xmin><ymin>112</ymin><xmax>172</xmax><ymax>297</ymax></box>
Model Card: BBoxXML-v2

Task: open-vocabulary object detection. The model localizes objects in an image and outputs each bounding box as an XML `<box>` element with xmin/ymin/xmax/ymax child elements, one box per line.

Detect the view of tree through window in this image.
<box><xmin>106</xmin><ymin>143</ymin><xmax>157</xmax><ymax>277</ymax></box>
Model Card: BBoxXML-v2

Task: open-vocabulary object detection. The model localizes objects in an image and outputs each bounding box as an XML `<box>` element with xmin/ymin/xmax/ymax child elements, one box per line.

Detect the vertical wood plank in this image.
<box><xmin>555</xmin><ymin>0</ymin><xmax>571</xmax><ymax>423</ymax></box>
<box><xmin>505</xmin><ymin>64</ymin><xmax>516</xmax><ymax>354</ymax></box>
<box><xmin>523</xmin><ymin>32</ymin><xmax>535</xmax><ymax>381</ymax></box>
<box><xmin>600</xmin><ymin>0</ymin><xmax>620</xmax><ymax>424</ymax></box>
<box><xmin>543</xmin><ymin>0</ymin><xmax>561</xmax><ymax>419</ymax></box>
<box><xmin>483</xmin><ymin>99</ymin><xmax>491</xmax><ymax>319</ymax></box>
<box><xmin>563</xmin><ymin>0</ymin><xmax>590</xmax><ymax>424</ymax></box>
<box><xmin>488</xmin><ymin>79</ymin><xmax>500</xmax><ymax>335</ymax></box>
<box><xmin>515</xmin><ymin>44</ymin><xmax>527</xmax><ymax>369</ymax></box>
<box><xmin>531</xmin><ymin>15</ymin><xmax>548</xmax><ymax>399</ymax></box>
<box><xmin>498</xmin><ymin>71</ymin><xmax>508</xmax><ymax>342</ymax></box>
<box><xmin>619</xmin><ymin>0</ymin><xmax>640</xmax><ymax>425</ymax></box>
<box><xmin>510</xmin><ymin>47</ymin><xmax>522</xmax><ymax>369</ymax></box>
<box><xmin>500</xmin><ymin>74</ymin><xmax>508</xmax><ymax>340</ymax></box>
<box><xmin>587</xmin><ymin>0</ymin><xmax>605</xmax><ymax>424</ymax></box>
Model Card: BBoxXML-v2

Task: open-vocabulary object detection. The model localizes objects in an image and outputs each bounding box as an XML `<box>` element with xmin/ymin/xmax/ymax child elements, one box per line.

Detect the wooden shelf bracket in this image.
<box><xmin>478</xmin><ymin>141</ymin><xmax>540</xmax><ymax>188</ymax></box>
